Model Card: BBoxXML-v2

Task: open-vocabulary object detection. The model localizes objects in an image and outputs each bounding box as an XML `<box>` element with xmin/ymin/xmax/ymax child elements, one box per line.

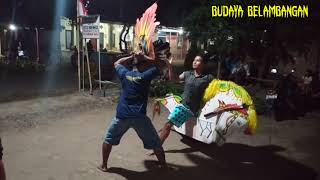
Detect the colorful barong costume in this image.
<box><xmin>155</xmin><ymin>80</ymin><xmax>258</xmax><ymax>146</ymax></box>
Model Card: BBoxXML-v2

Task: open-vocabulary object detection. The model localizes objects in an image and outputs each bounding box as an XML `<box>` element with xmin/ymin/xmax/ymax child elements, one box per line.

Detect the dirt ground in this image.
<box><xmin>0</xmin><ymin>93</ymin><xmax>319</xmax><ymax>180</ymax></box>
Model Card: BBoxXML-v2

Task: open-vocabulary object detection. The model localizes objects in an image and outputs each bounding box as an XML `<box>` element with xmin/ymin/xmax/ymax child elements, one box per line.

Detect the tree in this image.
<box><xmin>183</xmin><ymin>0</ymin><xmax>319</xmax><ymax>77</ymax></box>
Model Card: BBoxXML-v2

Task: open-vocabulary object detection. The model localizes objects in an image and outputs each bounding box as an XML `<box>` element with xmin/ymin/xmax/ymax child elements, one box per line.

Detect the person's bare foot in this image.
<box><xmin>97</xmin><ymin>165</ymin><xmax>108</xmax><ymax>172</ymax></box>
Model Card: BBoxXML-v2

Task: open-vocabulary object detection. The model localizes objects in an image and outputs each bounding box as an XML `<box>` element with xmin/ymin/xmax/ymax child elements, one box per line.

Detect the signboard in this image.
<box><xmin>82</xmin><ymin>15</ymin><xmax>100</xmax><ymax>39</ymax></box>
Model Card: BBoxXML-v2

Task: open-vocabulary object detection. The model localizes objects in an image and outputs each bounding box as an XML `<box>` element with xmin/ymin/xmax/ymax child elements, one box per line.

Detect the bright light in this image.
<box><xmin>227</xmin><ymin>36</ymin><xmax>233</xmax><ymax>41</ymax></box>
<box><xmin>158</xmin><ymin>27</ymin><xmax>183</xmax><ymax>34</ymax></box>
<box><xmin>178</xmin><ymin>29</ymin><xmax>184</xmax><ymax>35</ymax></box>
<box><xmin>9</xmin><ymin>24</ymin><xmax>17</xmax><ymax>31</ymax></box>
<box><xmin>271</xmin><ymin>68</ymin><xmax>277</xmax><ymax>74</ymax></box>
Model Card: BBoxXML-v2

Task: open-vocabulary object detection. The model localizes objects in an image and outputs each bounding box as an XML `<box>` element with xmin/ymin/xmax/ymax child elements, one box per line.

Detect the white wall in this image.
<box><xmin>60</xmin><ymin>17</ymin><xmax>76</xmax><ymax>51</ymax></box>
<box><xmin>99</xmin><ymin>23</ymin><xmax>110</xmax><ymax>49</ymax></box>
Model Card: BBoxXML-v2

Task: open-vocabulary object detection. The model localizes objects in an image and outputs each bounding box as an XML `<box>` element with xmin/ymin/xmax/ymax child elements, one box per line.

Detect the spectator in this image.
<box><xmin>70</xmin><ymin>46</ymin><xmax>78</xmax><ymax>70</ymax></box>
<box><xmin>302</xmin><ymin>69</ymin><xmax>313</xmax><ymax>95</ymax></box>
<box><xmin>87</xmin><ymin>40</ymin><xmax>94</xmax><ymax>57</ymax></box>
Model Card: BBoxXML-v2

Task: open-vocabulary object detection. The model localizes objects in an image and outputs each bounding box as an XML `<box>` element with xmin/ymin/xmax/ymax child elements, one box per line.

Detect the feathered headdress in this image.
<box><xmin>135</xmin><ymin>2</ymin><xmax>160</xmax><ymax>60</ymax></box>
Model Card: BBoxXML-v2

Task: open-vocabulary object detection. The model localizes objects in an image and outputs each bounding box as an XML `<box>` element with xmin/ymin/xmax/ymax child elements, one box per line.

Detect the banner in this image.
<box><xmin>77</xmin><ymin>0</ymin><xmax>88</xmax><ymax>17</ymax></box>
<box><xmin>82</xmin><ymin>15</ymin><xmax>100</xmax><ymax>39</ymax></box>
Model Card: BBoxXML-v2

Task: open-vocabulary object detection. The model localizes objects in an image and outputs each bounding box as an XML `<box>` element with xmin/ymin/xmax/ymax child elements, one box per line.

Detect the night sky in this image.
<box><xmin>0</xmin><ymin>0</ymin><xmax>202</xmax><ymax>28</ymax></box>
<box><xmin>1</xmin><ymin>0</ymin><xmax>319</xmax><ymax>28</ymax></box>
<box><xmin>88</xmin><ymin>0</ymin><xmax>201</xmax><ymax>25</ymax></box>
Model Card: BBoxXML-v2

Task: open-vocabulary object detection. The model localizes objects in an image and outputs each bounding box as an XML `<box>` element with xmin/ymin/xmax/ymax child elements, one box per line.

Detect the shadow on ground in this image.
<box><xmin>106</xmin><ymin>137</ymin><xmax>318</xmax><ymax>180</ymax></box>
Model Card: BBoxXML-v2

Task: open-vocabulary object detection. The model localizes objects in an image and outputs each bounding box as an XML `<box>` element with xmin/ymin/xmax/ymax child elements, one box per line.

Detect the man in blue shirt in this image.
<box><xmin>98</xmin><ymin>51</ymin><xmax>167</xmax><ymax>172</ymax></box>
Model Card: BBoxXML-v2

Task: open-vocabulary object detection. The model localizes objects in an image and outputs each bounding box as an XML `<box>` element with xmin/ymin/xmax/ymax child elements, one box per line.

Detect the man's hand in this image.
<box><xmin>134</xmin><ymin>50</ymin><xmax>155</xmax><ymax>62</ymax></box>
<box><xmin>114</xmin><ymin>54</ymin><xmax>134</xmax><ymax>67</ymax></box>
<box><xmin>134</xmin><ymin>51</ymin><xmax>145</xmax><ymax>60</ymax></box>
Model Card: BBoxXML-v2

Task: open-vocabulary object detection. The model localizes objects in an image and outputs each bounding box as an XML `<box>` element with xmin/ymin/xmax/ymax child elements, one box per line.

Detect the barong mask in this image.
<box><xmin>135</xmin><ymin>2</ymin><xmax>159</xmax><ymax>60</ymax></box>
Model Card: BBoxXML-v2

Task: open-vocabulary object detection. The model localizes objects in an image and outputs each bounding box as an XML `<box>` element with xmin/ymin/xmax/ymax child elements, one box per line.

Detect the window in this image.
<box><xmin>65</xmin><ymin>30</ymin><xmax>72</xmax><ymax>50</ymax></box>
<box><xmin>158</xmin><ymin>36</ymin><xmax>166</xmax><ymax>43</ymax></box>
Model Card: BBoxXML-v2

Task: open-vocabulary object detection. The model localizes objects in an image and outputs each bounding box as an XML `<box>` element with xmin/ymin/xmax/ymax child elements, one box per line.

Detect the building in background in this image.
<box><xmin>60</xmin><ymin>17</ymin><xmax>134</xmax><ymax>53</ymax></box>
<box><xmin>156</xmin><ymin>26</ymin><xmax>190</xmax><ymax>61</ymax></box>
<box><xmin>60</xmin><ymin>17</ymin><xmax>190</xmax><ymax>60</ymax></box>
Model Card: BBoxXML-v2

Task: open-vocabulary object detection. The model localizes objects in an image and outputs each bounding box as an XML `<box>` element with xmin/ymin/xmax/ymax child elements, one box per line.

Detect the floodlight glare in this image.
<box><xmin>178</xmin><ymin>29</ymin><xmax>184</xmax><ymax>35</ymax></box>
<box><xmin>9</xmin><ymin>24</ymin><xmax>17</xmax><ymax>31</ymax></box>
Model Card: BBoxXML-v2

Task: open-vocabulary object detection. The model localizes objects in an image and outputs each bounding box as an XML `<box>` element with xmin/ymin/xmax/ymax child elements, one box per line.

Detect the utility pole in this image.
<box><xmin>35</xmin><ymin>27</ymin><xmax>40</xmax><ymax>63</ymax></box>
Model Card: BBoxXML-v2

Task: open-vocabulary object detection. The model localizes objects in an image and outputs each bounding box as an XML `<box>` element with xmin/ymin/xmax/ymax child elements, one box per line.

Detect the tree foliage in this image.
<box><xmin>183</xmin><ymin>0</ymin><xmax>320</xmax><ymax>75</ymax></box>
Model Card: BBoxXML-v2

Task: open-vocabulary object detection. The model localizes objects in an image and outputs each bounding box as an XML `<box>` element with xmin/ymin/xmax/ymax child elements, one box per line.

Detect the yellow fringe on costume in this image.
<box><xmin>203</xmin><ymin>80</ymin><xmax>258</xmax><ymax>134</ymax></box>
